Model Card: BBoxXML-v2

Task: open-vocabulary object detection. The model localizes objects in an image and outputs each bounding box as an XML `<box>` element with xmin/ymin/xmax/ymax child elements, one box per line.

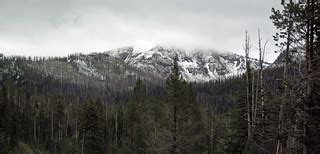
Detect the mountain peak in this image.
<box><xmin>103</xmin><ymin>46</ymin><xmax>260</xmax><ymax>82</ymax></box>
<box><xmin>1</xmin><ymin>46</ymin><xmax>264</xmax><ymax>83</ymax></box>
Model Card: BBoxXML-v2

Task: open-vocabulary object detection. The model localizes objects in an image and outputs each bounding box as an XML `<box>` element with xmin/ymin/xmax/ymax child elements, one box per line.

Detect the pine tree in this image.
<box><xmin>304</xmin><ymin>0</ymin><xmax>320</xmax><ymax>152</ymax></box>
<box><xmin>0</xmin><ymin>80</ymin><xmax>9</xmax><ymax>151</ymax></box>
<box><xmin>270</xmin><ymin>1</ymin><xmax>320</xmax><ymax>153</ymax></box>
<box><xmin>166</xmin><ymin>56</ymin><xmax>206</xmax><ymax>153</ymax></box>
<box><xmin>225</xmin><ymin>79</ymin><xmax>248</xmax><ymax>153</ymax></box>
<box><xmin>79</xmin><ymin>99</ymin><xmax>105</xmax><ymax>153</ymax></box>
<box><xmin>0</xmin><ymin>80</ymin><xmax>22</xmax><ymax>151</ymax></box>
<box><xmin>126</xmin><ymin>78</ymin><xmax>147</xmax><ymax>153</ymax></box>
<box><xmin>166</xmin><ymin>56</ymin><xmax>182</xmax><ymax>154</ymax></box>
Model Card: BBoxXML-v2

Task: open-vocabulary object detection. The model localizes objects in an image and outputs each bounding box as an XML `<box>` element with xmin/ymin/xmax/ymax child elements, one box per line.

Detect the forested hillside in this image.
<box><xmin>1</xmin><ymin>0</ymin><xmax>320</xmax><ymax>153</ymax></box>
<box><xmin>0</xmin><ymin>51</ymin><xmax>283</xmax><ymax>153</ymax></box>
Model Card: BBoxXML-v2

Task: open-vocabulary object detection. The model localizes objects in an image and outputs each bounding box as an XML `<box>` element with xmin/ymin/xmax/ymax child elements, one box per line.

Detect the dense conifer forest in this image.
<box><xmin>1</xmin><ymin>0</ymin><xmax>320</xmax><ymax>153</ymax></box>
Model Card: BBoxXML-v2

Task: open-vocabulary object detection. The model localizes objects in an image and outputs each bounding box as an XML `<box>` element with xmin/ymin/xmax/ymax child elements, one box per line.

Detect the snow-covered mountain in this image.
<box><xmin>104</xmin><ymin>46</ymin><xmax>261</xmax><ymax>82</ymax></box>
<box><xmin>1</xmin><ymin>46</ymin><xmax>264</xmax><ymax>84</ymax></box>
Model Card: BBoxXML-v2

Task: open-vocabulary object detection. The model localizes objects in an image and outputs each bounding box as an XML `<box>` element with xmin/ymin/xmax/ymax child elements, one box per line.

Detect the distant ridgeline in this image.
<box><xmin>1</xmin><ymin>46</ymin><xmax>270</xmax><ymax>83</ymax></box>
<box><xmin>0</xmin><ymin>48</ymin><xmax>285</xmax><ymax>153</ymax></box>
<box><xmin>0</xmin><ymin>46</ymin><xmax>283</xmax><ymax>111</ymax></box>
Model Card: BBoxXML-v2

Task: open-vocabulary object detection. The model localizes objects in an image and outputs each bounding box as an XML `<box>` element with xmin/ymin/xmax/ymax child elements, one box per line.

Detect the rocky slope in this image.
<box><xmin>1</xmin><ymin>46</ymin><xmax>264</xmax><ymax>84</ymax></box>
<box><xmin>105</xmin><ymin>46</ymin><xmax>261</xmax><ymax>82</ymax></box>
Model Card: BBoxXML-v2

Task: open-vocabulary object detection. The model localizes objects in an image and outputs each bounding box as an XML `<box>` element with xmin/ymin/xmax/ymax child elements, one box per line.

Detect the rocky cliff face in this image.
<box><xmin>105</xmin><ymin>46</ymin><xmax>260</xmax><ymax>82</ymax></box>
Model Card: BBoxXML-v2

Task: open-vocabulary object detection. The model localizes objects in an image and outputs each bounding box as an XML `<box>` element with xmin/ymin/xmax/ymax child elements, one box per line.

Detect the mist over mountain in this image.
<box><xmin>1</xmin><ymin>46</ymin><xmax>268</xmax><ymax>84</ymax></box>
<box><xmin>2</xmin><ymin>0</ymin><xmax>320</xmax><ymax>153</ymax></box>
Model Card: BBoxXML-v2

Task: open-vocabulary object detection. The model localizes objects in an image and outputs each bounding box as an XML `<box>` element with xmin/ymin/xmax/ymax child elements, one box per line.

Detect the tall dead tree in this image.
<box><xmin>255</xmin><ymin>29</ymin><xmax>268</xmax><ymax>152</ymax></box>
<box><xmin>244</xmin><ymin>31</ymin><xmax>252</xmax><ymax>143</ymax></box>
<box><xmin>304</xmin><ymin>1</ymin><xmax>312</xmax><ymax>153</ymax></box>
<box><xmin>252</xmin><ymin>71</ymin><xmax>255</xmax><ymax>131</ymax></box>
<box><xmin>257</xmin><ymin>29</ymin><xmax>267</xmax><ymax>121</ymax></box>
<box><xmin>244</xmin><ymin>30</ymin><xmax>268</xmax><ymax>151</ymax></box>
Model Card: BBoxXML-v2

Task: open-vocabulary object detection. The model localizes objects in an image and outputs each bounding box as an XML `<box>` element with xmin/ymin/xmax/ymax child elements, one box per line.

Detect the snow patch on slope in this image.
<box><xmin>102</xmin><ymin>46</ymin><xmax>264</xmax><ymax>82</ymax></box>
<box><xmin>74</xmin><ymin>59</ymin><xmax>105</xmax><ymax>80</ymax></box>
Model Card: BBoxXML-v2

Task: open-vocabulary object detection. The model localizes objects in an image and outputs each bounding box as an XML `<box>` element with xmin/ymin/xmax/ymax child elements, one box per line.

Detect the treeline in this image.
<box><xmin>0</xmin><ymin>52</ymin><xmax>286</xmax><ymax>153</ymax></box>
<box><xmin>1</xmin><ymin>1</ymin><xmax>320</xmax><ymax>153</ymax></box>
<box><xmin>0</xmin><ymin>57</ymin><xmax>235</xmax><ymax>153</ymax></box>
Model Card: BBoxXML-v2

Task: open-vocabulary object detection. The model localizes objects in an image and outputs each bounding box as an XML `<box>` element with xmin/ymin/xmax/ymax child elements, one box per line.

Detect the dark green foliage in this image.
<box><xmin>270</xmin><ymin>2</ymin><xmax>306</xmax><ymax>53</ymax></box>
<box><xmin>79</xmin><ymin>99</ymin><xmax>105</xmax><ymax>153</ymax></box>
<box><xmin>0</xmin><ymin>56</ymin><xmax>244</xmax><ymax>153</ymax></box>
<box><xmin>1</xmin><ymin>1</ymin><xmax>319</xmax><ymax>152</ymax></box>
<box><xmin>224</xmin><ymin>80</ymin><xmax>248</xmax><ymax>153</ymax></box>
<box><xmin>0</xmin><ymin>54</ymin><xmax>305</xmax><ymax>153</ymax></box>
<box><xmin>165</xmin><ymin>57</ymin><xmax>207</xmax><ymax>153</ymax></box>
<box><xmin>126</xmin><ymin>78</ymin><xmax>147</xmax><ymax>153</ymax></box>
<box><xmin>270</xmin><ymin>1</ymin><xmax>320</xmax><ymax>152</ymax></box>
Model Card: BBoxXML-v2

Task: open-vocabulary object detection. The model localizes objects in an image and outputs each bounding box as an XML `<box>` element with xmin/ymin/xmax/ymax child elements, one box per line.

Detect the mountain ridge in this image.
<box><xmin>1</xmin><ymin>46</ymin><xmax>266</xmax><ymax>84</ymax></box>
<box><xmin>104</xmin><ymin>46</ymin><xmax>262</xmax><ymax>82</ymax></box>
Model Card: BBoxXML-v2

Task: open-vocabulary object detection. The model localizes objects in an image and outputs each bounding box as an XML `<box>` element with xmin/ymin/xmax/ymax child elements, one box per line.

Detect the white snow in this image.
<box><xmin>102</xmin><ymin>46</ymin><xmax>267</xmax><ymax>82</ymax></box>
<box><xmin>74</xmin><ymin>59</ymin><xmax>104</xmax><ymax>80</ymax></box>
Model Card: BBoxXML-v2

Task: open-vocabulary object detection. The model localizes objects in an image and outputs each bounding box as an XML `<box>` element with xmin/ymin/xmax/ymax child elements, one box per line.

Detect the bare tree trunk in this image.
<box><xmin>245</xmin><ymin>31</ymin><xmax>252</xmax><ymax>141</ymax></box>
<box><xmin>65</xmin><ymin>115</ymin><xmax>69</xmax><ymax>136</ymax></box>
<box><xmin>304</xmin><ymin>1</ymin><xmax>310</xmax><ymax>151</ymax></box>
<box><xmin>58</xmin><ymin>121</ymin><xmax>61</xmax><ymax>142</ymax></box>
<box><xmin>115</xmin><ymin>109</ymin><xmax>118</xmax><ymax>150</ymax></box>
<box><xmin>33</xmin><ymin>98</ymin><xmax>38</xmax><ymax>145</ymax></box>
<box><xmin>255</xmin><ymin>71</ymin><xmax>259</xmax><ymax>123</ymax></box>
<box><xmin>211</xmin><ymin>111</ymin><xmax>215</xmax><ymax>152</ymax></box>
<box><xmin>75</xmin><ymin>97</ymin><xmax>79</xmax><ymax>142</ymax></box>
<box><xmin>82</xmin><ymin>133</ymin><xmax>85</xmax><ymax>154</ymax></box>
<box><xmin>51</xmin><ymin>100</ymin><xmax>54</xmax><ymax>143</ymax></box>
<box><xmin>34</xmin><ymin>117</ymin><xmax>37</xmax><ymax>144</ymax></box>
<box><xmin>172</xmin><ymin>102</ymin><xmax>178</xmax><ymax>154</ymax></box>
<box><xmin>105</xmin><ymin>102</ymin><xmax>108</xmax><ymax>146</ymax></box>
<box><xmin>38</xmin><ymin>123</ymin><xmax>40</xmax><ymax>144</ymax></box>
<box><xmin>252</xmin><ymin>72</ymin><xmax>256</xmax><ymax>131</ymax></box>
<box><xmin>260</xmin><ymin>48</ymin><xmax>266</xmax><ymax>120</ymax></box>
<box><xmin>260</xmin><ymin>65</ymin><xmax>264</xmax><ymax>119</ymax></box>
<box><xmin>256</xmin><ymin>30</ymin><xmax>261</xmax><ymax>122</ymax></box>
<box><xmin>257</xmin><ymin>29</ymin><xmax>267</xmax><ymax>120</ymax></box>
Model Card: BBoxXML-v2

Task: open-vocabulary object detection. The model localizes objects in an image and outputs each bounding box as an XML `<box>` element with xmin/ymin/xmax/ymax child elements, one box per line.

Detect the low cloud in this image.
<box><xmin>0</xmin><ymin>0</ymin><xmax>281</xmax><ymax>62</ymax></box>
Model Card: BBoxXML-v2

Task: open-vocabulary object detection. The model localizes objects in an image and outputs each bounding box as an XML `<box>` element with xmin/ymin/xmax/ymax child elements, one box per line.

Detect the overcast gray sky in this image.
<box><xmin>0</xmin><ymin>0</ymin><xmax>281</xmax><ymax>62</ymax></box>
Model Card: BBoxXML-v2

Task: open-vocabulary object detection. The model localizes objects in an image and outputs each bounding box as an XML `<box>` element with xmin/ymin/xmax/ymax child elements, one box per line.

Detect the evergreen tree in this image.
<box><xmin>225</xmin><ymin>80</ymin><xmax>248</xmax><ymax>153</ymax></box>
<box><xmin>270</xmin><ymin>1</ymin><xmax>320</xmax><ymax>152</ymax></box>
<box><xmin>79</xmin><ymin>99</ymin><xmax>105</xmax><ymax>153</ymax></box>
<box><xmin>166</xmin><ymin>56</ymin><xmax>206</xmax><ymax>153</ymax></box>
<box><xmin>126</xmin><ymin>78</ymin><xmax>147</xmax><ymax>153</ymax></box>
<box><xmin>0</xmin><ymin>81</ymin><xmax>9</xmax><ymax>151</ymax></box>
